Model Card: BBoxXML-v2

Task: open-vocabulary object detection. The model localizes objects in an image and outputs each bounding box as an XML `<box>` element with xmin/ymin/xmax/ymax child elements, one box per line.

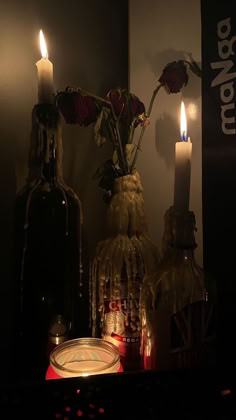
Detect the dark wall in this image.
<box><xmin>0</xmin><ymin>0</ymin><xmax>128</xmax><ymax>381</ymax></box>
<box><xmin>201</xmin><ymin>2</ymin><xmax>235</xmax><ymax>377</ymax></box>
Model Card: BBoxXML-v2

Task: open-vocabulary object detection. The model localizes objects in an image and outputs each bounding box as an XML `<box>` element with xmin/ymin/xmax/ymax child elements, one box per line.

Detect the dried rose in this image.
<box><xmin>56</xmin><ymin>91</ymin><xmax>98</xmax><ymax>126</ymax></box>
<box><xmin>106</xmin><ymin>88</ymin><xmax>145</xmax><ymax>119</ymax></box>
<box><xmin>158</xmin><ymin>60</ymin><xmax>188</xmax><ymax>93</ymax></box>
<box><xmin>129</xmin><ymin>93</ymin><xmax>145</xmax><ymax>117</ymax></box>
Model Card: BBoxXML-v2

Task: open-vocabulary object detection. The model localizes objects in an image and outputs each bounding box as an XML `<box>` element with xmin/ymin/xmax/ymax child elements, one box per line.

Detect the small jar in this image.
<box><xmin>46</xmin><ymin>337</ymin><xmax>122</xmax><ymax>379</ymax></box>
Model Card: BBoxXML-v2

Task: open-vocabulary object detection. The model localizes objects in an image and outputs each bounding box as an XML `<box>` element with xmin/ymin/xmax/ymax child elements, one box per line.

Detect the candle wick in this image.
<box><xmin>181</xmin><ymin>131</ymin><xmax>187</xmax><ymax>142</ymax></box>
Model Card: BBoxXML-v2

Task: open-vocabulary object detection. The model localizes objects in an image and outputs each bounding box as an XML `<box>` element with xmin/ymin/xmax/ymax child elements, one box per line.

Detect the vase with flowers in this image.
<box><xmin>56</xmin><ymin>58</ymin><xmax>201</xmax><ymax>370</ymax></box>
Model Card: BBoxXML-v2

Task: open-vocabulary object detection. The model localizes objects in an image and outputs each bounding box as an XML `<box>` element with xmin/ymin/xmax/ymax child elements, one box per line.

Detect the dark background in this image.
<box><xmin>0</xmin><ymin>0</ymin><xmax>128</xmax><ymax>383</ymax></box>
<box><xmin>201</xmin><ymin>1</ymin><xmax>235</xmax><ymax>376</ymax></box>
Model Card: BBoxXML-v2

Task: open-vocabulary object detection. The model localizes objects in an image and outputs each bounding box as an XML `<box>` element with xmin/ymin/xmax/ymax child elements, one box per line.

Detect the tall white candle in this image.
<box><xmin>36</xmin><ymin>30</ymin><xmax>54</xmax><ymax>104</ymax></box>
<box><xmin>173</xmin><ymin>101</ymin><xmax>192</xmax><ymax>213</ymax></box>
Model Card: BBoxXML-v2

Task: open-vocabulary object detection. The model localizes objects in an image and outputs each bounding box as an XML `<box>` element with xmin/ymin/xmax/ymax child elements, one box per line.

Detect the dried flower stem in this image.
<box><xmin>115</xmin><ymin>120</ymin><xmax>129</xmax><ymax>174</ymax></box>
<box><xmin>108</xmin><ymin>123</ymin><xmax>127</xmax><ymax>174</ymax></box>
<box><xmin>76</xmin><ymin>88</ymin><xmax>111</xmax><ymax>108</ymax></box>
<box><xmin>80</xmin><ymin>88</ymin><xmax>128</xmax><ymax>174</ymax></box>
<box><xmin>128</xmin><ymin>121</ymin><xmax>136</xmax><ymax>145</ymax></box>
<box><xmin>182</xmin><ymin>59</ymin><xmax>202</xmax><ymax>78</ymax></box>
<box><xmin>130</xmin><ymin>84</ymin><xmax>162</xmax><ymax>172</ymax></box>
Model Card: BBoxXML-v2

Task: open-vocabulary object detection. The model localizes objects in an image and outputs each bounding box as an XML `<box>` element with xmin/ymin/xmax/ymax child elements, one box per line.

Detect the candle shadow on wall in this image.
<box><xmin>155</xmin><ymin>113</ymin><xmax>177</xmax><ymax>168</ymax></box>
<box><xmin>62</xmin><ymin>123</ymin><xmax>112</xmax><ymax>251</ymax></box>
<box><xmin>145</xmin><ymin>48</ymin><xmax>201</xmax><ymax>100</ymax></box>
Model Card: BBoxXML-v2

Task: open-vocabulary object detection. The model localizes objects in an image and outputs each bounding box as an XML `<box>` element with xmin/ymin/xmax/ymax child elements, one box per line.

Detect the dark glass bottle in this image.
<box><xmin>13</xmin><ymin>104</ymin><xmax>82</xmax><ymax>381</ymax></box>
<box><xmin>140</xmin><ymin>207</ymin><xmax>216</xmax><ymax>371</ymax></box>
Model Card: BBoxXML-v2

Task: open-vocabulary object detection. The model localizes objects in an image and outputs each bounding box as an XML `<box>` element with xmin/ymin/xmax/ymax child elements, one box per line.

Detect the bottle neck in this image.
<box><xmin>113</xmin><ymin>170</ymin><xmax>142</xmax><ymax>194</ymax></box>
<box><xmin>162</xmin><ymin>206</ymin><xmax>197</xmax><ymax>252</ymax></box>
<box><xmin>41</xmin><ymin>131</ymin><xmax>59</xmax><ymax>185</ymax></box>
<box><xmin>28</xmin><ymin>104</ymin><xmax>63</xmax><ymax>185</ymax></box>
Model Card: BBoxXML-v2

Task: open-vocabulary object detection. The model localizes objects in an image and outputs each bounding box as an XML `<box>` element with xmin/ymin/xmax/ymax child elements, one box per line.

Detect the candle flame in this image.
<box><xmin>39</xmin><ymin>30</ymin><xmax>48</xmax><ymax>59</ymax></box>
<box><xmin>180</xmin><ymin>101</ymin><xmax>187</xmax><ymax>141</ymax></box>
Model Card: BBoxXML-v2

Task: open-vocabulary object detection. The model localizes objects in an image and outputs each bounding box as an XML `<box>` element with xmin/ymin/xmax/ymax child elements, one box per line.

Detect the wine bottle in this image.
<box><xmin>13</xmin><ymin>104</ymin><xmax>83</xmax><ymax>381</ymax></box>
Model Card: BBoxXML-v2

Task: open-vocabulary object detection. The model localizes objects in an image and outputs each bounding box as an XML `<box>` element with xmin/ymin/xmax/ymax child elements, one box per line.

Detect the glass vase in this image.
<box><xmin>140</xmin><ymin>206</ymin><xmax>217</xmax><ymax>371</ymax></box>
<box><xmin>90</xmin><ymin>171</ymin><xmax>160</xmax><ymax>371</ymax></box>
<box><xmin>13</xmin><ymin>104</ymin><xmax>83</xmax><ymax>380</ymax></box>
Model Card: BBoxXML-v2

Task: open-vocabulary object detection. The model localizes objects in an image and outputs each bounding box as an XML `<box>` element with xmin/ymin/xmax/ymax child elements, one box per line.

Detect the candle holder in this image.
<box><xmin>46</xmin><ymin>337</ymin><xmax>122</xmax><ymax>379</ymax></box>
<box><xmin>13</xmin><ymin>103</ymin><xmax>83</xmax><ymax>381</ymax></box>
<box><xmin>140</xmin><ymin>206</ymin><xmax>217</xmax><ymax>371</ymax></box>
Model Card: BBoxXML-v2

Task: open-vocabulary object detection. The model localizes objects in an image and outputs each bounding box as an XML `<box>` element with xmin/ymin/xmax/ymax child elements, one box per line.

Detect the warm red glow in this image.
<box><xmin>45</xmin><ymin>361</ymin><xmax>123</xmax><ymax>380</ymax></box>
<box><xmin>221</xmin><ymin>389</ymin><xmax>232</xmax><ymax>396</ymax></box>
<box><xmin>99</xmin><ymin>408</ymin><xmax>105</xmax><ymax>413</ymax></box>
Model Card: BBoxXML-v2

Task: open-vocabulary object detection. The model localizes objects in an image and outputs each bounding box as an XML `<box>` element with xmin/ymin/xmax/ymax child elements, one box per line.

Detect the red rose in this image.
<box><xmin>158</xmin><ymin>61</ymin><xmax>188</xmax><ymax>93</ymax></box>
<box><xmin>106</xmin><ymin>88</ymin><xmax>145</xmax><ymax>119</ymax></box>
<box><xmin>56</xmin><ymin>91</ymin><xmax>98</xmax><ymax>126</ymax></box>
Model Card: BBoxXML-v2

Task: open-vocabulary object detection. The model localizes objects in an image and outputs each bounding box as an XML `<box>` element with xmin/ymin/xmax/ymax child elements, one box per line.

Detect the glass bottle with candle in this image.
<box><xmin>13</xmin><ymin>104</ymin><xmax>83</xmax><ymax>381</ymax></box>
<box><xmin>140</xmin><ymin>206</ymin><xmax>216</xmax><ymax>371</ymax></box>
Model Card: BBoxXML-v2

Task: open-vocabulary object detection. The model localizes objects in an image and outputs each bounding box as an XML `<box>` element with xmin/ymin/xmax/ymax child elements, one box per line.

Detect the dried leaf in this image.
<box><xmin>94</xmin><ymin>107</ymin><xmax>111</xmax><ymax>147</ymax></box>
<box><xmin>112</xmin><ymin>150</ymin><xmax>119</xmax><ymax>167</ymax></box>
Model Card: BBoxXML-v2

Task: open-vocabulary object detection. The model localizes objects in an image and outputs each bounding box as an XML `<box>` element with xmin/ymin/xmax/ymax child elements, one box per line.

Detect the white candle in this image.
<box><xmin>173</xmin><ymin>101</ymin><xmax>192</xmax><ymax>213</ymax></box>
<box><xmin>36</xmin><ymin>30</ymin><xmax>54</xmax><ymax>104</ymax></box>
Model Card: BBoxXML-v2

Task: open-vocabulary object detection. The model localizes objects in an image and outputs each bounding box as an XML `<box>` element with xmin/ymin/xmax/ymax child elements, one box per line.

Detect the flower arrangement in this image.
<box><xmin>56</xmin><ymin>58</ymin><xmax>201</xmax><ymax>201</ymax></box>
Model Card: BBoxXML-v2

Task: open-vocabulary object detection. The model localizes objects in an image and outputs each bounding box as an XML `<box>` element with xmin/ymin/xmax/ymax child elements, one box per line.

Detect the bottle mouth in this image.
<box><xmin>50</xmin><ymin>337</ymin><xmax>121</xmax><ymax>378</ymax></box>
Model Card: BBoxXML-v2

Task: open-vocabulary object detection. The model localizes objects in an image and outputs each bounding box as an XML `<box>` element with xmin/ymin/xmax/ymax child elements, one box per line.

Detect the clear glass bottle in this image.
<box><xmin>90</xmin><ymin>172</ymin><xmax>160</xmax><ymax>371</ymax></box>
<box><xmin>140</xmin><ymin>206</ymin><xmax>216</xmax><ymax>371</ymax></box>
<box><xmin>47</xmin><ymin>314</ymin><xmax>69</xmax><ymax>359</ymax></box>
<box><xmin>13</xmin><ymin>104</ymin><xmax>83</xmax><ymax>380</ymax></box>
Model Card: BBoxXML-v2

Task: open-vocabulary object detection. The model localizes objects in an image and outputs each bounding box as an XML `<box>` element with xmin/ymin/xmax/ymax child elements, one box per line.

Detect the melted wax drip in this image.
<box><xmin>90</xmin><ymin>172</ymin><xmax>160</xmax><ymax>336</ymax></box>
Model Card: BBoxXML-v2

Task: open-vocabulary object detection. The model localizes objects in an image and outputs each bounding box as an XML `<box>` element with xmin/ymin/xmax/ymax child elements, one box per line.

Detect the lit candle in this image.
<box><xmin>173</xmin><ymin>101</ymin><xmax>192</xmax><ymax>213</ymax></box>
<box><xmin>36</xmin><ymin>30</ymin><xmax>54</xmax><ymax>104</ymax></box>
<box><xmin>45</xmin><ymin>338</ymin><xmax>123</xmax><ymax>380</ymax></box>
